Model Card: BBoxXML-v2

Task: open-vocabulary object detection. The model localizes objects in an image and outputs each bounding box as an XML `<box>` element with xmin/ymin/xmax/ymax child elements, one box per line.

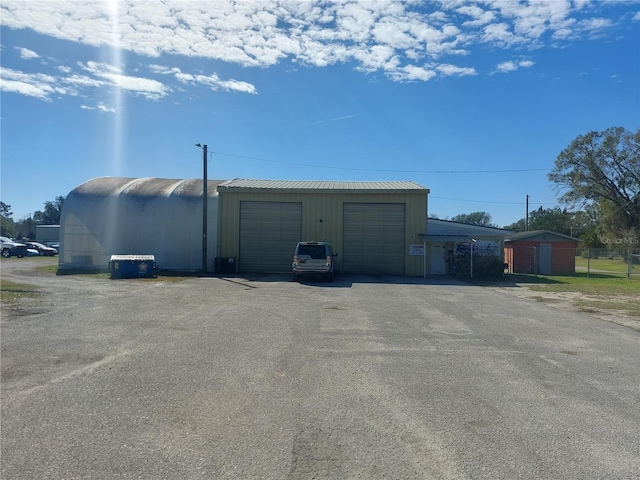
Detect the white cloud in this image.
<box><xmin>495</xmin><ymin>59</ymin><xmax>535</xmax><ymax>73</ymax></box>
<box><xmin>80</xmin><ymin>61</ymin><xmax>169</xmax><ymax>99</ymax></box>
<box><xmin>392</xmin><ymin>64</ymin><xmax>437</xmax><ymax>82</ymax></box>
<box><xmin>81</xmin><ymin>103</ymin><xmax>116</xmax><ymax>113</ymax></box>
<box><xmin>496</xmin><ymin>61</ymin><xmax>518</xmax><ymax>73</ymax></box>
<box><xmin>0</xmin><ymin>67</ymin><xmax>60</xmax><ymax>100</ymax></box>
<box><xmin>457</xmin><ymin>5</ymin><xmax>496</xmax><ymax>27</ymax></box>
<box><xmin>150</xmin><ymin>65</ymin><xmax>257</xmax><ymax>94</ymax></box>
<box><xmin>17</xmin><ymin>47</ymin><xmax>39</xmax><ymax>59</ymax></box>
<box><xmin>436</xmin><ymin>63</ymin><xmax>477</xmax><ymax>76</ymax></box>
<box><xmin>0</xmin><ymin>0</ymin><xmax>633</xmax><ymax>95</ymax></box>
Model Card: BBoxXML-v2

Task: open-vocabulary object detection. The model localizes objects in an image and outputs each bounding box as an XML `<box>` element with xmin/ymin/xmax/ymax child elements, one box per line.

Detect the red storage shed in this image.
<box><xmin>504</xmin><ymin>230</ymin><xmax>581</xmax><ymax>275</ymax></box>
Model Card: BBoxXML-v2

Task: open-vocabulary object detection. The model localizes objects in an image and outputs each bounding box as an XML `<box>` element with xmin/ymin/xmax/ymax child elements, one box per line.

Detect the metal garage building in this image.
<box><xmin>59</xmin><ymin>177</ymin><xmax>429</xmax><ymax>276</ymax></box>
<box><xmin>58</xmin><ymin>177</ymin><xmax>222</xmax><ymax>272</ymax></box>
<box><xmin>216</xmin><ymin>179</ymin><xmax>429</xmax><ymax>276</ymax></box>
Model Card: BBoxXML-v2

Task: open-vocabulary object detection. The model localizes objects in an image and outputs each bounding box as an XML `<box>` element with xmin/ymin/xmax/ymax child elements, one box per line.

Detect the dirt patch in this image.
<box><xmin>492</xmin><ymin>284</ymin><xmax>640</xmax><ymax>332</ymax></box>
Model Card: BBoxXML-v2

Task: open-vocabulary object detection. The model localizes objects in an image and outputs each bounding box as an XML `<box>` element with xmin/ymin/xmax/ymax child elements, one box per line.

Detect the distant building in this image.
<box><xmin>421</xmin><ymin>218</ymin><xmax>513</xmax><ymax>276</ymax></box>
<box><xmin>504</xmin><ymin>230</ymin><xmax>581</xmax><ymax>275</ymax></box>
<box><xmin>36</xmin><ymin>224</ymin><xmax>60</xmax><ymax>244</ymax></box>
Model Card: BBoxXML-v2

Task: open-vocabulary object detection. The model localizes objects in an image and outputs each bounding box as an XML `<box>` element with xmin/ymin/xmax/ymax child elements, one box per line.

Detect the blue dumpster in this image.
<box><xmin>109</xmin><ymin>255</ymin><xmax>156</xmax><ymax>279</ymax></box>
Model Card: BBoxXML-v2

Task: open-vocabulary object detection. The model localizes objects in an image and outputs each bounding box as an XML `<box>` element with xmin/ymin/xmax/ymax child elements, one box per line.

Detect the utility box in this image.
<box><xmin>109</xmin><ymin>255</ymin><xmax>156</xmax><ymax>279</ymax></box>
<box><xmin>215</xmin><ymin>257</ymin><xmax>236</xmax><ymax>274</ymax></box>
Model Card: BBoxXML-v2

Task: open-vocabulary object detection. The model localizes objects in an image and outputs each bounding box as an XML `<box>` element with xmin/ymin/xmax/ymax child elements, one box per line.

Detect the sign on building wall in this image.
<box><xmin>409</xmin><ymin>244</ymin><xmax>424</xmax><ymax>256</ymax></box>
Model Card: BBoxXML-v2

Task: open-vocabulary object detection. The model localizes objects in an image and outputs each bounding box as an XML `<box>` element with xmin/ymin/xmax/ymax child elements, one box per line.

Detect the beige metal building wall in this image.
<box><xmin>217</xmin><ymin>180</ymin><xmax>429</xmax><ymax>276</ymax></box>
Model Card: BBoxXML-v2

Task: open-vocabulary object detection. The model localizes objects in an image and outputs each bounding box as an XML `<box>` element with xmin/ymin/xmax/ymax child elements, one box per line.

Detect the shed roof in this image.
<box><xmin>426</xmin><ymin>218</ymin><xmax>513</xmax><ymax>238</ymax></box>
<box><xmin>505</xmin><ymin>230</ymin><xmax>581</xmax><ymax>243</ymax></box>
<box><xmin>217</xmin><ymin>179</ymin><xmax>429</xmax><ymax>193</ymax></box>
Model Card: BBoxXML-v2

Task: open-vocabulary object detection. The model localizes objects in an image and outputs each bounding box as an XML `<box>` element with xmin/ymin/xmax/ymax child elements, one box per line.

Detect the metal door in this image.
<box><xmin>239</xmin><ymin>201</ymin><xmax>302</xmax><ymax>273</ymax></box>
<box><xmin>539</xmin><ymin>243</ymin><xmax>552</xmax><ymax>275</ymax></box>
<box><xmin>343</xmin><ymin>203</ymin><xmax>405</xmax><ymax>275</ymax></box>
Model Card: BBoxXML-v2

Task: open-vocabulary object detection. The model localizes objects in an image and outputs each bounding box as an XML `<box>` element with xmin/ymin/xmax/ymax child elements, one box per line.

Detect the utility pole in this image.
<box><xmin>196</xmin><ymin>143</ymin><xmax>208</xmax><ymax>273</ymax></box>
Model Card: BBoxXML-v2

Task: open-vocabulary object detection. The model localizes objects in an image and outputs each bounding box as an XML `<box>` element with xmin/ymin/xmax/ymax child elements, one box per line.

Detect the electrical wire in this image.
<box><xmin>430</xmin><ymin>196</ymin><xmax>558</xmax><ymax>206</ymax></box>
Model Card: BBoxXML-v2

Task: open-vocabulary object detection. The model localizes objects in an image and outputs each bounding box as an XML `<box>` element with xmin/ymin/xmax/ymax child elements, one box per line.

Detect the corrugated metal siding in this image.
<box><xmin>239</xmin><ymin>201</ymin><xmax>302</xmax><ymax>273</ymax></box>
<box><xmin>60</xmin><ymin>177</ymin><xmax>221</xmax><ymax>272</ymax></box>
<box><xmin>343</xmin><ymin>203</ymin><xmax>406</xmax><ymax>275</ymax></box>
<box><xmin>219</xmin><ymin>190</ymin><xmax>428</xmax><ymax>276</ymax></box>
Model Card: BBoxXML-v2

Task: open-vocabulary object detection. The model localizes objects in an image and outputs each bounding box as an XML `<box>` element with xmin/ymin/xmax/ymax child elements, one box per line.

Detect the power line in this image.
<box><xmin>430</xmin><ymin>195</ymin><xmax>559</xmax><ymax>206</ymax></box>
<box><xmin>213</xmin><ymin>151</ymin><xmax>550</xmax><ymax>174</ymax></box>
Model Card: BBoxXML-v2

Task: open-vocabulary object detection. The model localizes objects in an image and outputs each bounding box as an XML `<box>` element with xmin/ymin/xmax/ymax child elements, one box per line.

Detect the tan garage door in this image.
<box><xmin>239</xmin><ymin>201</ymin><xmax>302</xmax><ymax>273</ymax></box>
<box><xmin>343</xmin><ymin>203</ymin><xmax>406</xmax><ymax>275</ymax></box>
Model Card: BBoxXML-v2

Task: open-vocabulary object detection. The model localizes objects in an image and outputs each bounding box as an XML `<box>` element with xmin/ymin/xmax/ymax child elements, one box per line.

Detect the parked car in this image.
<box><xmin>44</xmin><ymin>241</ymin><xmax>59</xmax><ymax>251</ymax></box>
<box><xmin>292</xmin><ymin>241</ymin><xmax>337</xmax><ymax>282</ymax></box>
<box><xmin>26</xmin><ymin>248</ymin><xmax>40</xmax><ymax>257</ymax></box>
<box><xmin>23</xmin><ymin>241</ymin><xmax>58</xmax><ymax>256</ymax></box>
<box><xmin>0</xmin><ymin>236</ymin><xmax>28</xmax><ymax>258</ymax></box>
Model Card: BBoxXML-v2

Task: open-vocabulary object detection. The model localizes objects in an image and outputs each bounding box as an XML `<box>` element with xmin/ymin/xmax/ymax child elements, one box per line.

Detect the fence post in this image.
<box><xmin>629</xmin><ymin>248</ymin><xmax>632</xmax><ymax>279</ymax></box>
<box><xmin>587</xmin><ymin>248</ymin><xmax>590</xmax><ymax>278</ymax></box>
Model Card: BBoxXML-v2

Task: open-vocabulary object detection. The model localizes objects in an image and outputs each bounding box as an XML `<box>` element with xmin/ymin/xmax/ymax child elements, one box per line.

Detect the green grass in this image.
<box><xmin>575</xmin><ymin>256</ymin><xmax>636</xmax><ymax>274</ymax></box>
<box><xmin>574</xmin><ymin>299</ymin><xmax>640</xmax><ymax>317</ymax></box>
<box><xmin>507</xmin><ymin>273</ymin><xmax>640</xmax><ymax>296</ymax></box>
<box><xmin>468</xmin><ymin>272</ymin><xmax>639</xmax><ymax>296</ymax></box>
<box><xmin>470</xmin><ymin>273</ymin><xmax>640</xmax><ymax>321</ymax></box>
<box><xmin>0</xmin><ymin>279</ymin><xmax>41</xmax><ymax>305</ymax></box>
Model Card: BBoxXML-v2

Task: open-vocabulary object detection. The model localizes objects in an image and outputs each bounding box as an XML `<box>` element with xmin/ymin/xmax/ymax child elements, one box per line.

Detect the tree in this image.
<box><xmin>14</xmin><ymin>215</ymin><xmax>36</xmax><ymax>240</ymax></box>
<box><xmin>0</xmin><ymin>201</ymin><xmax>16</xmax><ymax>237</ymax></box>
<box><xmin>450</xmin><ymin>211</ymin><xmax>496</xmax><ymax>227</ymax></box>
<box><xmin>548</xmin><ymin>127</ymin><xmax>640</xmax><ymax>237</ymax></box>
<box><xmin>503</xmin><ymin>218</ymin><xmax>525</xmax><ymax>231</ymax></box>
<box><xmin>528</xmin><ymin>207</ymin><xmax>573</xmax><ymax>234</ymax></box>
<box><xmin>32</xmin><ymin>196</ymin><xmax>65</xmax><ymax>225</ymax></box>
<box><xmin>0</xmin><ymin>202</ymin><xmax>13</xmax><ymax>218</ymax></box>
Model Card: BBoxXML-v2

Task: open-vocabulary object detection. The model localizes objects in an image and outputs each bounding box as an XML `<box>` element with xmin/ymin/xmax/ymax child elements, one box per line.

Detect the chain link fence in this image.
<box><xmin>577</xmin><ymin>247</ymin><xmax>640</xmax><ymax>278</ymax></box>
<box><xmin>505</xmin><ymin>246</ymin><xmax>639</xmax><ymax>278</ymax></box>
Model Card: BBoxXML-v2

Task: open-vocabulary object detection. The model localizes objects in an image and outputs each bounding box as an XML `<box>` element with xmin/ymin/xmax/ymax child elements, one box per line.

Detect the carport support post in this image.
<box><xmin>423</xmin><ymin>239</ymin><xmax>427</xmax><ymax>279</ymax></box>
<box><xmin>470</xmin><ymin>238</ymin><xmax>477</xmax><ymax>279</ymax></box>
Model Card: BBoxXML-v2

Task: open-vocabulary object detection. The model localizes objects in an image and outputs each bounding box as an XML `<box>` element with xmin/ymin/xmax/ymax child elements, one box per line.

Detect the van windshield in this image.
<box><xmin>297</xmin><ymin>245</ymin><xmax>326</xmax><ymax>259</ymax></box>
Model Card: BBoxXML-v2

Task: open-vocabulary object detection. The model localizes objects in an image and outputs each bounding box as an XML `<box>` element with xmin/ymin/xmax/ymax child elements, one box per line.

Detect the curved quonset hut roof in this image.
<box><xmin>59</xmin><ymin>177</ymin><xmax>223</xmax><ymax>272</ymax></box>
<box><xmin>69</xmin><ymin>176</ymin><xmax>218</xmax><ymax>198</ymax></box>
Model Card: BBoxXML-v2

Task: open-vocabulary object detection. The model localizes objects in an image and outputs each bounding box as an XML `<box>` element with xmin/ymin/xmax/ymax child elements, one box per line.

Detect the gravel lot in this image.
<box><xmin>2</xmin><ymin>257</ymin><xmax>639</xmax><ymax>479</ymax></box>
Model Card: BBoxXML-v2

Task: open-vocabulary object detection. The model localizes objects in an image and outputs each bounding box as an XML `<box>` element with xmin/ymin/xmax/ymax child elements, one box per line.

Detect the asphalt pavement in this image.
<box><xmin>2</xmin><ymin>257</ymin><xmax>639</xmax><ymax>479</ymax></box>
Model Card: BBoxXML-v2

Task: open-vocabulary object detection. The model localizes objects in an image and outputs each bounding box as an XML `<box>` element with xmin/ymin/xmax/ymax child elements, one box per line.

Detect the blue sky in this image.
<box><xmin>1</xmin><ymin>0</ymin><xmax>638</xmax><ymax>228</ymax></box>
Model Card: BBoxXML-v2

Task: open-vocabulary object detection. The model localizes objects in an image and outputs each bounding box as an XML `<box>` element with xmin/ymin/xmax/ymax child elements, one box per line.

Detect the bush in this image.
<box><xmin>454</xmin><ymin>253</ymin><xmax>506</xmax><ymax>278</ymax></box>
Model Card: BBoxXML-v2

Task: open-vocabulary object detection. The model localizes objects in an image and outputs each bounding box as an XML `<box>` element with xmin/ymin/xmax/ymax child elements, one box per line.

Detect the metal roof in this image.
<box><xmin>217</xmin><ymin>179</ymin><xmax>429</xmax><ymax>192</ymax></box>
<box><xmin>505</xmin><ymin>230</ymin><xmax>581</xmax><ymax>242</ymax></box>
<box><xmin>73</xmin><ymin>177</ymin><xmax>227</xmax><ymax>198</ymax></box>
<box><xmin>420</xmin><ymin>234</ymin><xmax>472</xmax><ymax>242</ymax></box>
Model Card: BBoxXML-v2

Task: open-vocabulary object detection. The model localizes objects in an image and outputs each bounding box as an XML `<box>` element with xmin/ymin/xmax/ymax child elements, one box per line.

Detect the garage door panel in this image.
<box><xmin>343</xmin><ymin>203</ymin><xmax>405</xmax><ymax>275</ymax></box>
<box><xmin>240</xmin><ymin>201</ymin><xmax>301</xmax><ymax>273</ymax></box>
